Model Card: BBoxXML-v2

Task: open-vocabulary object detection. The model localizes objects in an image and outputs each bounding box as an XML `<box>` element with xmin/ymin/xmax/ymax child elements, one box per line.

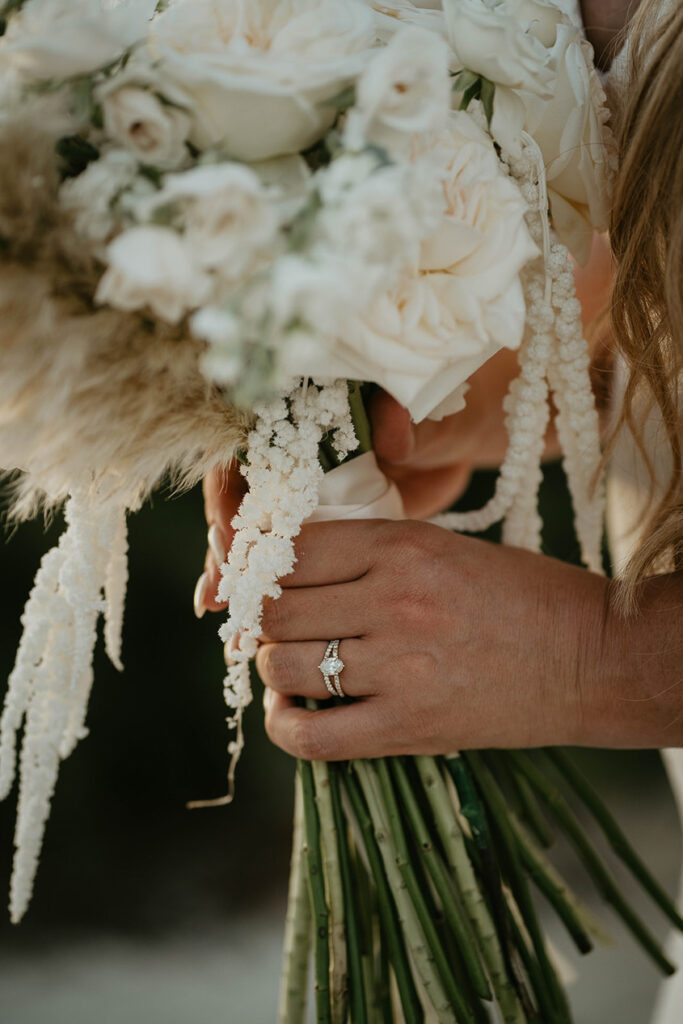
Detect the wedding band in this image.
<box><xmin>318</xmin><ymin>640</ymin><xmax>346</xmax><ymax>699</ymax></box>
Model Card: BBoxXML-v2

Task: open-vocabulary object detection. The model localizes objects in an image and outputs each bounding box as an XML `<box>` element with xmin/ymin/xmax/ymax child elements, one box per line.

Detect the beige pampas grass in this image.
<box><xmin>0</xmin><ymin>121</ymin><xmax>251</xmax><ymax>513</ymax></box>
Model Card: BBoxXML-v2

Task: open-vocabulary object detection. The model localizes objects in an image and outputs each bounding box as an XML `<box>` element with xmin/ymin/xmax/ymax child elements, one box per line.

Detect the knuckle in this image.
<box><xmin>261</xmin><ymin>595</ymin><xmax>285</xmax><ymax>639</ymax></box>
<box><xmin>293</xmin><ymin>719</ymin><xmax>327</xmax><ymax>762</ymax></box>
<box><xmin>379</xmin><ymin>521</ymin><xmax>440</xmax><ymax>575</ymax></box>
<box><xmin>263</xmin><ymin>644</ymin><xmax>295</xmax><ymax>693</ymax></box>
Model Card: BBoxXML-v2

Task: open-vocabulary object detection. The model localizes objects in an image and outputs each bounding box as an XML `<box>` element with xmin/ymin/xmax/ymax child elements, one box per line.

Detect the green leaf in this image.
<box><xmin>0</xmin><ymin>0</ymin><xmax>25</xmax><ymax>21</ymax></box>
<box><xmin>451</xmin><ymin>69</ymin><xmax>480</xmax><ymax>95</ymax></box>
<box><xmin>459</xmin><ymin>81</ymin><xmax>481</xmax><ymax>112</ymax></box>
<box><xmin>55</xmin><ymin>135</ymin><xmax>100</xmax><ymax>179</ymax></box>
<box><xmin>479</xmin><ymin>77</ymin><xmax>496</xmax><ymax>129</ymax></box>
<box><xmin>322</xmin><ymin>85</ymin><xmax>357</xmax><ymax>112</ymax></box>
<box><xmin>138</xmin><ymin>163</ymin><xmax>164</xmax><ymax>188</ymax></box>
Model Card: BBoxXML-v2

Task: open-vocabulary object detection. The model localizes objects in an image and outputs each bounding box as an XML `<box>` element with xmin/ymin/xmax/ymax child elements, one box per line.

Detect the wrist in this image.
<box><xmin>560</xmin><ymin>570</ymin><xmax>683</xmax><ymax>749</ymax></box>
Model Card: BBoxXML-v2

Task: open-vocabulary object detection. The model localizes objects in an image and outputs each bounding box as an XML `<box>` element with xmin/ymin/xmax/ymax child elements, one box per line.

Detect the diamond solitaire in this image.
<box><xmin>318</xmin><ymin>640</ymin><xmax>346</xmax><ymax>699</ymax></box>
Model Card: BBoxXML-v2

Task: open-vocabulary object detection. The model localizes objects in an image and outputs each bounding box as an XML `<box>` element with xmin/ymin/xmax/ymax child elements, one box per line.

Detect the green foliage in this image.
<box><xmin>452</xmin><ymin>69</ymin><xmax>496</xmax><ymax>129</ymax></box>
<box><xmin>322</xmin><ymin>85</ymin><xmax>357</xmax><ymax>112</ymax></box>
<box><xmin>55</xmin><ymin>134</ymin><xmax>100</xmax><ymax>179</ymax></box>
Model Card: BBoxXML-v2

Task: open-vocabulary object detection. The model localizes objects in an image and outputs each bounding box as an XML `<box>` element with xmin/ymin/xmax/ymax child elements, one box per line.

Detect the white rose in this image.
<box><xmin>316</xmin><ymin>154</ymin><xmax>444</xmax><ymax>278</ymax></box>
<box><xmin>96</xmin><ymin>226</ymin><xmax>212</xmax><ymax>323</ymax></box>
<box><xmin>444</xmin><ymin>0</ymin><xmax>562</xmax><ymax>93</ymax></box>
<box><xmin>444</xmin><ymin>1</ymin><xmax>615</xmax><ymax>261</ymax></box>
<box><xmin>417</xmin><ymin>114</ymin><xmax>538</xmax><ymax>303</ymax></box>
<box><xmin>100</xmin><ymin>87</ymin><xmax>191</xmax><ymax>170</ymax></box>
<box><xmin>143</xmin><ymin>163</ymin><xmax>280</xmax><ymax>280</ymax></box>
<box><xmin>145</xmin><ymin>0</ymin><xmax>377</xmax><ymax>161</ymax></box>
<box><xmin>1</xmin><ymin>0</ymin><xmax>157</xmax><ymax>80</ymax></box>
<box><xmin>59</xmin><ymin>148</ymin><xmax>140</xmax><ymax>243</ymax></box>
<box><xmin>275</xmin><ymin>113</ymin><xmax>537</xmax><ymax>421</ymax></box>
<box><xmin>344</xmin><ymin>26</ymin><xmax>452</xmax><ymax>156</ymax></box>
<box><xmin>524</xmin><ymin>27</ymin><xmax>617</xmax><ymax>263</ymax></box>
<box><xmin>443</xmin><ymin>0</ymin><xmax>565</xmax><ymax>156</ymax></box>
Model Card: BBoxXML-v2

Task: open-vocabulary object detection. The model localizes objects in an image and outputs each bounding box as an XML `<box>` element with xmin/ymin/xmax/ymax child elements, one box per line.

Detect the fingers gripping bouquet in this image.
<box><xmin>0</xmin><ymin>1</ymin><xmax>681</xmax><ymax>1021</ymax></box>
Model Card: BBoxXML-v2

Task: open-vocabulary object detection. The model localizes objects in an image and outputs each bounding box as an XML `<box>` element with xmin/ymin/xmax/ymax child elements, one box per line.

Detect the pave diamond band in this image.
<box><xmin>318</xmin><ymin>639</ymin><xmax>346</xmax><ymax>699</ymax></box>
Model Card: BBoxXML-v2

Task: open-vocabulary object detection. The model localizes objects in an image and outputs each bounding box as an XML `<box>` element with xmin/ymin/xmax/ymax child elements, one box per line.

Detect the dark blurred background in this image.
<box><xmin>0</xmin><ymin>465</ymin><xmax>680</xmax><ymax>1024</ymax></box>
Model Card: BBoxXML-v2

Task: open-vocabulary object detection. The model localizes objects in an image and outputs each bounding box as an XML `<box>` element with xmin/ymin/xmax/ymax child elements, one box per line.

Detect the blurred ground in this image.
<box><xmin>0</xmin><ymin>465</ymin><xmax>680</xmax><ymax>1024</ymax></box>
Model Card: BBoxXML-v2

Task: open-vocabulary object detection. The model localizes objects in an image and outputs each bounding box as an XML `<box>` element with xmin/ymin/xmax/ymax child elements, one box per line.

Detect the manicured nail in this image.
<box><xmin>193</xmin><ymin>572</ymin><xmax>209</xmax><ymax>619</ymax></box>
<box><xmin>208</xmin><ymin>523</ymin><xmax>227</xmax><ymax>566</ymax></box>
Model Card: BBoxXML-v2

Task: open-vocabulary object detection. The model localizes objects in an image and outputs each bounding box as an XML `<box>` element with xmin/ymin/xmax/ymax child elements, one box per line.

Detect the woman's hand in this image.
<box><xmin>258</xmin><ymin>519</ymin><xmax>683</xmax><ymax>760</ymax></box>
<box><xmin>257</xmin><ymin>518</ymin><xmax>613</xmax><ymax>761</ymax></box>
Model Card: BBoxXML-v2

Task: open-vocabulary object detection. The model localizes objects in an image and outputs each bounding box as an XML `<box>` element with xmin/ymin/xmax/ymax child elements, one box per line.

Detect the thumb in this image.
<box><xmin>369</xmin><ymin>390</ymin><xmax>415</xmax><ymax>463</ymax></box>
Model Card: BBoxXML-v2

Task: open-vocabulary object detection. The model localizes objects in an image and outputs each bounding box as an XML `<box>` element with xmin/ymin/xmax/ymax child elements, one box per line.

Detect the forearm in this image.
<box><xmin>561</xmin><ymin>568</ymin><xmax>683</xmax><ymax>750</ymax></box>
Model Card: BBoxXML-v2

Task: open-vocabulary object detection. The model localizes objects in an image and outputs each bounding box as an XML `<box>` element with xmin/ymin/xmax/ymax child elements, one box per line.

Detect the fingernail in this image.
<box><xmin>223</xmin><ymin>633</ymin><xmax>239</xmax><ymax>666</ymax></box>
<box><xmin>263</xmin><ymin>688</ymin><xmax>273</xmax><ymax>713</ymax></box>
<box><xmin>208</xmin><ymin>523</ymin><xmax>227</xmax><ymax>566</ymax></box>
<box><xmin>193</xmin><ymin>572</ymin><xmax>209</xmax><ymax>619</ymax></box>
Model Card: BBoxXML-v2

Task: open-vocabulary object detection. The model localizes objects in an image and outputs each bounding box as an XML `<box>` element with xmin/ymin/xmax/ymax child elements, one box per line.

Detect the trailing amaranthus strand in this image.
<box><xmin>0</xmin><ymin>492</ymin><xmax>129</xmax><ymax>921</ymax></box>
<box><xmin>434</xmin><ymin>138</ymin><xmax>606</xmax><ymax>569</ymax></box>
<box><xmin>189</xmin><ymin>380</ymin><xmax>358</xmax><ymax>807</ymax></box>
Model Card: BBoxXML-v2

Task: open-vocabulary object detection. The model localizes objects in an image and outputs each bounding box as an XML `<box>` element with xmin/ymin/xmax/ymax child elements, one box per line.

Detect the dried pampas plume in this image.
<box><xmin>0</xmin><ymin>119</ymin><xmax>251</xmax><ymax>513</ymax></box>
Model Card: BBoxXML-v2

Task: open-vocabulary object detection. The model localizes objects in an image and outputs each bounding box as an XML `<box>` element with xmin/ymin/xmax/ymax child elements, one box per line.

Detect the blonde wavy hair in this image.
<box><xmin>608</xmin><ymin>0</ymin><xmax>683</xmax><ymax>605</ymax></box>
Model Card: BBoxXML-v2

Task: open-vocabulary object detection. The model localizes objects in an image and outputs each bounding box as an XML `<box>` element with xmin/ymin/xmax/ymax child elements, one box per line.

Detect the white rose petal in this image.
<box><xmin>96</xmin><ymin>225</ymin><xmax>212</xmax><ymax>323</ymax></box>
<box><xmin>525</xmin><ymin>27</ymin><xmax>616</xmax><ymax>263</ymax></box>
<box><xmin>145</xmin><ymin>0</ymin><xmax>377</xmax><ymax>161</ymax></box>
<box><xmin>144</xmin><ymin>163</ymin><xmax>280</xmax><ymax>279</ymax></box>
<box><xmin>1</xmin><ymin>0</ymin><xmax>157</xmax><ymax>80</ymax></box>
<box><xmin>59</xmin><ymin>149</ymin><xmax>140</xmax><ymax>243</ymax></box>
<box><xmin>366</xmin><ymin>0</ymin><xmax>446</xmax><ymax>41</ymax></box>
<box><xmin>100</xmin><ymin>87</ymin><xmax>191</xmax><ymax>170</ymax></box>
<box><xmin>344</xmin><ymin>25</ymin><xmax>452</xmax><ymax>155</ymax></box>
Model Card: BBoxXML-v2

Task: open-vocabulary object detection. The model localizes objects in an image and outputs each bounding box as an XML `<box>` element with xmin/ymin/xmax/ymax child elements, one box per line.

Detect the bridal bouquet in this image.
<box><xmin>0</xmin><ymin>1</ymin><xmax>681</xmax><ymax>1022</ymax></box>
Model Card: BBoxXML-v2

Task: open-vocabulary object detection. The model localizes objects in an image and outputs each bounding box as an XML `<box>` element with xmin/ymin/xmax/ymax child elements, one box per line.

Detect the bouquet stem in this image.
<box><xmin>278</xmin><ymin>770</ymin><xmax>312</xmax><ymax>1024</ymax></box>
<box><xmin>300</xmin><ymin>758</ymin><xmax>332</xmax><ymax>1024</ymax></box>
<box><xmin>312</xmin><ymin>758</ymin><xmax>349</xmax><ymax>1023</ymax></box>
<box><xmin>508</xmin><ymin>751</ymin><xmax>677</xmax><ymax>974</ymax></box>
<box><xmin>415</xmin><ymin>756</ymin><xmax>525</xmax><ymax>1024</ymax></box>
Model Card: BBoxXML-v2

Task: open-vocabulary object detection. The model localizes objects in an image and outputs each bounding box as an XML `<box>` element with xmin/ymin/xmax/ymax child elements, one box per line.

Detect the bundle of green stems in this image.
<box><xmin>277</xmin><ymin>738</ymin><xmax>683</xmax><ymax>1024</ymax></box>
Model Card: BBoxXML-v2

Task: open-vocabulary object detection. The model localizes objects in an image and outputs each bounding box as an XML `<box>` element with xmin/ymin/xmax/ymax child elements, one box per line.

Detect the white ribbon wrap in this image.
<box><xmin>310</xmin><ymin>451</ymin><xmax>404</xmax><ymax>524</ymax></box>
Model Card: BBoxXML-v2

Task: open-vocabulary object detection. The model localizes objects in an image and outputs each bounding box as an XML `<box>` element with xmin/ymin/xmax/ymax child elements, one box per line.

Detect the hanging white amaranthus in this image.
<box><xmin>188</xmin><ymin>380</ymin><xmax>358</xmax><ymax>806</ymax></box>
<box><xmin>0</xmin><ymin>493</ymin><xmax>129</xmax><ymax>922</ymax></box>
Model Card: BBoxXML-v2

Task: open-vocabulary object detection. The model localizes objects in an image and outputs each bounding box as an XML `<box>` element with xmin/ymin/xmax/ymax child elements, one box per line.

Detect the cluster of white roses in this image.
<box><xmin>0</xmin><ymin>0</ymin><xmax>614</xmax><ymax>422</ymax></box>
